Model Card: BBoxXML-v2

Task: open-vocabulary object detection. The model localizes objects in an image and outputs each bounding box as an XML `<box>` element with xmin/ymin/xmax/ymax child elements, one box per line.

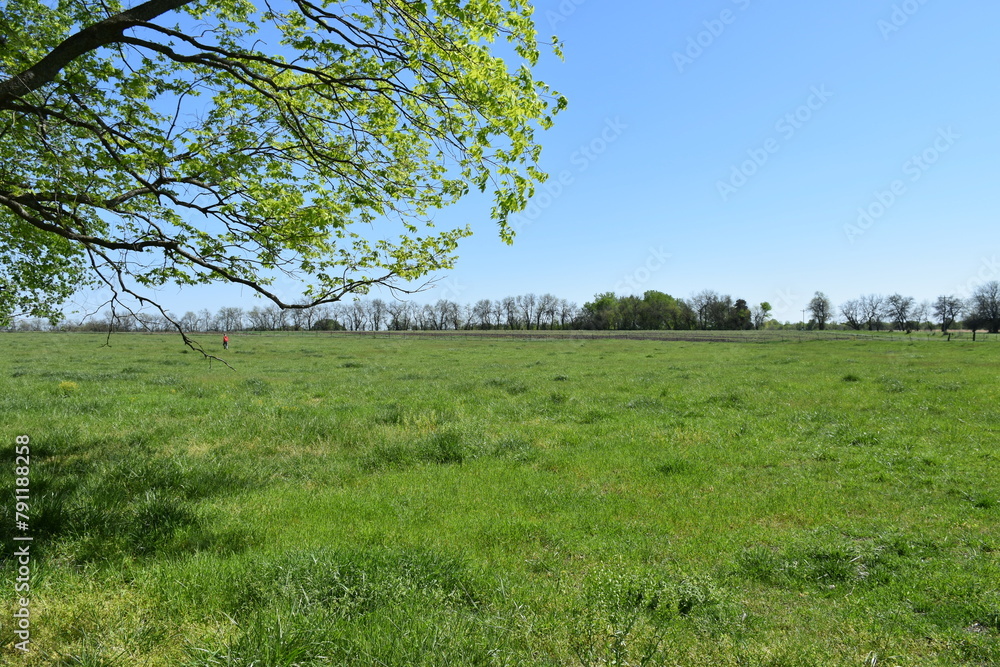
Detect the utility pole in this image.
<box><xmin>801</xmin><ymin>309</ymin><xmax>806</xmax><ymax>329</ymax></box>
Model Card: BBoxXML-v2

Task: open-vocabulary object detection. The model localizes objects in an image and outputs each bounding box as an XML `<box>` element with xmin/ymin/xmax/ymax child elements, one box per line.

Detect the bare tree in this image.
<box><xmin>369</xmin><ymin>299</ymin><xmax>387</xmax><ymax>331</ymax></box>
<box><xmin>199</xmin><ymin>308</ymin><xmax>214</xmax><ymax>332</ymax></box>
<box><xmin>913</xmin><ymin>300</ymin><xmax>931</xmax><ymax>332</ymax></box>
<box><xmin>886</xmin><ymin>293</ymin><xmax>915</xmax><ymax>332</ymax></box>
<box><xmin>502</xmin><ymin>296</ymin><xmax>519</xmax><ymax>330</ymax></box>
<box><xmin>263</xmin><ymin>306</ymin><xmax>287</xmax><ymax>331</ymax></box>
<box><xmin>473</xmin><ymin>299</ymin><xmax>493</xmax><ymax>329</ymax></box>
<box><xmin>517</xmin><ymin>293</ymin><xmax>537</xmax><ymax>330</ymax></box>
<box><xmin>537</xmin><ymin>293</ymin><xmax>558</xmax><ymax>329</ymax></box>
<box><xmin>346</xmin><ymin>301</ymin><xmax>367</xmax><ymax>331</ymax></box>
<box><xmin>491</xmin><ymin>299</ymin><xmax>506</xmax><ymax>329</ymax></box>
<box><xmin>558</xmin><ymin>299</ymin><xmax>578</xmax><ymax>328</ymax></box>
<box><xmin>179</xmin><ymin>311</ymin><xmax>200</xmax><ymax>332</ymax></box>
<box><xmin>839</xmin><ymin>299</ymin><xmax>863</xmax><ymax>330</ymax></box>
<box><xmin>860</xmin><ymin>294</ymin><xmax>886</xmax><ymax>331</ymax></box>
<box><xmin>968</xmin><ymin>281</ymin><xmax>1000</xmax><ymax>333</ymax></box>
<box><xmin>419</xmin><ymin>303</ymin><xmax>437</xmax><ymax>330</ymax></box>
<box><xmin>386</xmin><ymin>301</ymin><xmax>412</xmax><ymax>331</ymax></box>
<box><xmin>216</xmin><ymin>307</ymin><xmax>244</xmax><ymax>332</ymax></box>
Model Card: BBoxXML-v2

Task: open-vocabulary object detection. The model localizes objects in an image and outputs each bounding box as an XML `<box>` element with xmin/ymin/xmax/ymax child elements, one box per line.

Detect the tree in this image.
<box><xmin>860</xmin><ymin>294</ymin><xmax>886</xmax><ymax>331</ymax></box>
<box><xmin>491</xmin><ymin>299</ymin><xmax>507</xmax><ymax>329</ymax></box>
<box><xmin>0</xmin><ymin>0</ymin><xmax>565</xmax><ymax>350</ymax></box>
<box><xmin>472</xmin><ymin>299</ymin><xmax>493</xmax><ymax>330</ymax></box>
<box><xmin>885</xmin><ymin>293</ymin><xmax>915</xmax><ymax>332</ymax></box>
<box><xmin>808</xmin><ymin>292</ymin><xmax>832</xmax><ymax>330</ymax></box>
<box><xmin>914</xmin><ymin>300</ymin><xmax>931</xmax><ymax>332</ymax></box>
<box><xmin>582</xmin><ymin>292</ymin><xmax>618</xmax><ymax>330</ymax></box>
<box><xmin>216</xmin><ymin>306</ymin><xmax>243</xmax><ymax>332</ymax></box>
<box><xmin>968</xmin><ymin>281</ymin><xmax>1000</xmax><ymax>333</ymax></box>
<box><xmin>557</xmin><ymin>299</ymin><xmax>577</xmax><ymax>328</ymax></box>
<box><xmin>751</xmin><ymin>302</ymin><xmax>772</xmax><ymax>330</ymax></box>
<box><xmin>386</xmin><ymin>301</ymin><xmax>412</xmax><ymax>331</ymax></box>
<box><xmin>369</xmin><ymin>299</ymin><xmax>387</xmax><ymax>332</ymax></box>
<box><xmin>839</xmin><ymin>299</ymin><xmax>863</xmax><ymax>330</ymax></box>
<box><xmin>729</xmin><ymin>298</ymin><xmax>752</xmax><ymax>330</ymax></box>
<box><xmin>501</xmin><ymin>296</ymin><xmax>519</xmax><ymax>330</ymax></box>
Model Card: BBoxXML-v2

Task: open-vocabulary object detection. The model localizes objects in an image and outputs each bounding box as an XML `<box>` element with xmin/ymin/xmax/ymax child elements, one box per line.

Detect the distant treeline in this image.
<box><xmin>8</xmin><ymin>282</ymin><xmax>1000</xmax><ymax>334</ymax></box>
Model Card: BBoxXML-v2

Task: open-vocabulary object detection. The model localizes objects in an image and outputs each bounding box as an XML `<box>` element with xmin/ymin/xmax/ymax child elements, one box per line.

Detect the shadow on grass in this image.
<box><xmin>0</xmin><ymin>429</ymin><xmax>261</xmax><ymax>565</ymax></box>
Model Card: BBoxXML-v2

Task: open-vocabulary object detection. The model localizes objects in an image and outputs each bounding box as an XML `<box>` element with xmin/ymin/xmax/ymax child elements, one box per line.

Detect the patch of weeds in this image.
<box><xmin>341</xmin><ymin>361</ymin><xmax>364</xmax><ymax>368</ymax></box>
<box><xmin>553</xmin><ymin>374</ymin><xmax>569</xmax><ymax>381</ymax></box>
<box><xmin>570</xmin><ymin>567</ymin><xmax>735</xmax><ymax>667</ymax></box>
<box><xmin>842</xmin><ymin>373</ymin><xmax>861</xmax><ymax>382</ymax></box>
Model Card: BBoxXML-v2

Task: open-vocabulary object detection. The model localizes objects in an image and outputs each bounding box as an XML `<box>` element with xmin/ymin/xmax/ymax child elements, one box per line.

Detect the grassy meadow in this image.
<box><xmin>1</xmin><ymin>332</ymin><xmax>998</xmax><ymax>665</ymax></box>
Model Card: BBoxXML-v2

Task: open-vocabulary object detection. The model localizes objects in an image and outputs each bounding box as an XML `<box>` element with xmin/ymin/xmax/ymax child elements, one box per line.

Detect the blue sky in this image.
<box><xmin>79</xmin><ymin>0</ymin><xmax>1000</xmax><ymax>323</ymax></box>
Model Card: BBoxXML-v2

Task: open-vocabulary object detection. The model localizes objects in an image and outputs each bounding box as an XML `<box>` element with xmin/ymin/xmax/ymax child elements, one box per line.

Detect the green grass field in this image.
<box><xmin>1</xmin><ymin>332</ymin><xmax>998</xmax><ymax>665</ymax></box>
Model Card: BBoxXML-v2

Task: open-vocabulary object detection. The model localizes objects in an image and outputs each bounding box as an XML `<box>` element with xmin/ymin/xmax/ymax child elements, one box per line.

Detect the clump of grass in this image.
<box><xmin>57</xmin><ymin>380</ymin><xmax>79</xmax><ymax>394</ymax></box>
<box><xmin>736</xmin><ymin>531</ymin><xmax>928</xmax><ymax>591</ymax></box>
<box><xmin>491</xmin><ymin>437</ymin><xmax>537</xmax><ymax>462</ymax></box>
<box><xmin>242</xmin><ymin>378</ymin><xmax>270</xmax><ymax>396</ymax></box>
<box><xmin>656</xmin><ymin>457</ymin><xmax>694</xmax><ymax>476</ymax></box>
<box><xmin>373</xmin><ymin>403</ymin><xmax>405</xmax><ymax>425</ymax></box>
<box><xmin>842</xmin><ymin>373</ymin><xmax>861</xmax><ymax>382</ymax></box>
<box><xmin>625</xmin><ymin>396</ymin><xmax>662</xmax><ymax>411</ymax></box>
<box><xmin>549</xmin><ymin>391</ymin><xmax>570</xmax><ymax>404</ymax></box>
<box><xmin>485</xmin><ymin>377</ymin><xmax>528</xmax><ymax>395</ymax></box>
<box><xmin>419</xmin><ymin>431</ymin><xmax>466</xmax><ymax>465</ymax></box>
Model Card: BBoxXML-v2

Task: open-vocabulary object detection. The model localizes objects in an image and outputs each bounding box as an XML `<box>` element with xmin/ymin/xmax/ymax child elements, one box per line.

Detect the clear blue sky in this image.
<box><xmin>77</xmin><ymin>0</ymin><xmax>1000</xmax><ymax>323</ymax></box>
